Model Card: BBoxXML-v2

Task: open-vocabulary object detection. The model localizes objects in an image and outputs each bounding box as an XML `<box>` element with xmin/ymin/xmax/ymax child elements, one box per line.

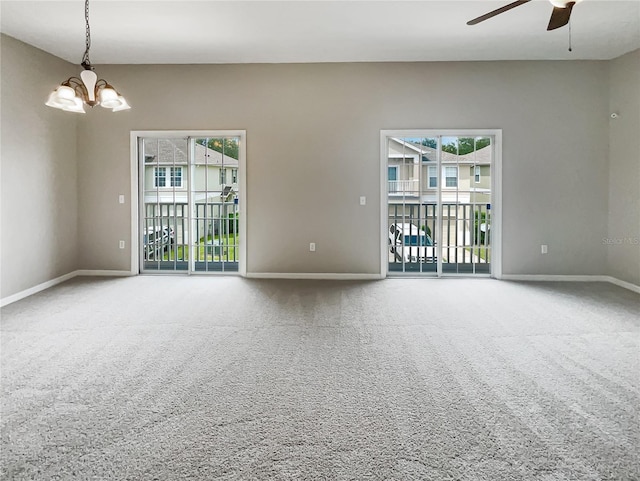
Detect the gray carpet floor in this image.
<box><xmin>1</xmin><ymin>277</ymin><xmax>639</xmax><ymax>480</ymax></box>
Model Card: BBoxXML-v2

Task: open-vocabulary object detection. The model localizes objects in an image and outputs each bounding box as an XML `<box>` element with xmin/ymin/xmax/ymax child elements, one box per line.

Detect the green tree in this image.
<box><xmin>421</xmin><ymin>138</ymin><xmax>437</xmax><ymax>149</ymax></box>
<box><xmin>474</xmin><ymin>211</ymin><xmax>490</xmax><ymax>245</ymax></box>
<box><xmin>442</xmin><ymin>137</ymin><xmax>491</xmax><ymax>155</ymax></box>
<box><xmin>227</xmin><ymin>212</ymin><xmax>239</xmax><ymax>234</ymax></box>
<box><xmin>196</xmin><ymin>138</ymin><xmax>239</xmax><ymax>160</ymax></box>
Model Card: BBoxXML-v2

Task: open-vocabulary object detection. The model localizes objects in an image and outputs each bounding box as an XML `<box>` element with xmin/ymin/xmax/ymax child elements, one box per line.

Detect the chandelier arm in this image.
<box><xmin>61</xmin><ymin>78</ymin><xmax>89</xmax><ymax>101</ymax></box>
<box><xmin>63</xmin><ymin>77</ymin><xmax>86</xmax><ymax>90</ymax></box>
<box><xmin>92</xmin><ymin>79</ymin><xmax>108</xmax><ymax>101</ymax></box>
<box><xmin>73</xmin><ymin>86</ymin><xmax>89</xmax><ymax>102</ymax></box>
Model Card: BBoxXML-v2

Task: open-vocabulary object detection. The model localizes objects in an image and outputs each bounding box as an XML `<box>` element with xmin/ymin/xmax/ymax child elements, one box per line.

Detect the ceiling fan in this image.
<box><xmin>467</xmin><ymin>0</ymin><xmax>581</xmax><ymax>31</ymax></box>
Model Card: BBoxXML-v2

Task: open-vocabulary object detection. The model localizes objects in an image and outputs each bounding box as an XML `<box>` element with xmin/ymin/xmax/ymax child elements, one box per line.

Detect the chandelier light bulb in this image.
<box><xmin>45</xmin><ymin>85</ymin><xmax>78</xmax><ymax>109</ymax></box>
<box><xmin>99</xmin><ymin>87</ymin><xmax>119</xmax><ymax>107</ymax></box>
<box><xmin>57</xmin><ymin>86</ymin><xmax>76</xmax><ymax>101</ymax></box>
<box><xmin>549</xmin><ymin>0</ymin><xmax>581</xmax><ymax>7</ymax></box>
<box><xmin>112</xmin><ymin>95</ymin><xmax>131</xmax><ymax>112</ymax></box>
<box><xmin>63</xmin><ymin>97</ymin><xmax>87</xmax><ymax>114</ymax></box>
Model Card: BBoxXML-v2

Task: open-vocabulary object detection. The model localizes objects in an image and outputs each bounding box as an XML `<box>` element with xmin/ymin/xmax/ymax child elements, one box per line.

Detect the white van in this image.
<box><xmin>143</xmin><ymin>225</ymin><xmax>175</xmax><ymax>260</ymax></box>
<box><xmin>389</xmin><ymin>223</ymin><xmax>436</xmax><ymax>263</ymax></box>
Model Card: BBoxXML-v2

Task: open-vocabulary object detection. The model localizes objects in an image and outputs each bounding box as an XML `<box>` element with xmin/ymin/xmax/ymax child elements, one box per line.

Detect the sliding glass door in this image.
<box><xmin>384</xmin><ymin>131</ymin><xmax>498</xmax><ymax>276</ymax></box>
<box><xmin>139</xmin><ymin>133</ymin><xmax>244</xmax><ymax>274</ymax></box>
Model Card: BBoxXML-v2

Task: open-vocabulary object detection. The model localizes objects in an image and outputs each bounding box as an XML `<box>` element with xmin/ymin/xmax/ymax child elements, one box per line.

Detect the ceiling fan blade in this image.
<box><xmin>547</xmin><ymin>2</ymin><xmax>575</xmax><ymax>30</ymax></box>
<box><xmin>467</xmin><ymin>0</ymin><xmax>532</xmax><ymax>26</ymax></box>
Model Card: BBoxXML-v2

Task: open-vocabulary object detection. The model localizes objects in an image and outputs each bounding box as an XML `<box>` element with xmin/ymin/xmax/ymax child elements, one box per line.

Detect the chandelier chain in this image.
<box><xmin>82</xmin><ymin>0</ymin><xmax>92</xmax><ymax>68</ymax></box>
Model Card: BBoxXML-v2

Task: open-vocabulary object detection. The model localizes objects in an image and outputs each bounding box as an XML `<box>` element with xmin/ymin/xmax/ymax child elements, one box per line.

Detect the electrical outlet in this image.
<box><xmin>119</xmin><ymin>240</ymin><xmax>125</xmax><ymax>249</ymax></box>
<box><xmin>541</xmin><ymin>244</ymin><xmax>548</xmax><ymax>254</ymax></box>
<box><xmin>309</xmin><ymin>242</ymin><xmax>316</xmax><ymax>252</ymax></box>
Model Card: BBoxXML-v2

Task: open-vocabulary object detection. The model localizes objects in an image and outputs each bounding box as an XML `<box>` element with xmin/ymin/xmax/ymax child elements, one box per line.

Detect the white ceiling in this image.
<box><xmin>1</xmin><ymin>1</ymin><xmax>639</xmax><ymax>64</ymax></box>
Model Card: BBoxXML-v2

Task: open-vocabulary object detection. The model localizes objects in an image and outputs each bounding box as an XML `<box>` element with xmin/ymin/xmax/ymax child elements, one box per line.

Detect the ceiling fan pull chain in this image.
<box><xmin>568</xmin><ymin>20</ymin><xmax>572</xmax><ymax>52</ymax></box>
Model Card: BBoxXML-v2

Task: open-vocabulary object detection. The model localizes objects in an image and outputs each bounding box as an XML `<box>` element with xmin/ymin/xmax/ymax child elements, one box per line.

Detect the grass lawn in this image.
<box><xmin>162</xmin><ymin>233</ymin><xmax>238</xmax><ymax>262</ymax></box>
<box><xmin>466</xmin><ymin>246</ymin><xmax>490</xmax><ymax>262</ymax></box>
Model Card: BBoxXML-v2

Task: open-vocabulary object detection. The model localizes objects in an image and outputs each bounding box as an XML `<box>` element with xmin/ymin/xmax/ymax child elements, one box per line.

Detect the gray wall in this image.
<box><xmin>608</xmin><ymin>49</ymin><xmax>640</xmax><ymax>286</ymax></box>
<box><xmin>79</xmin><ymin>61</ymin><xmax>611</xmax><ymax>276</ymax></box>
<box><xmin>3</xmin><ymin>35</ymin><xmax>638</xmax><ymax>295</ymax></box>
<box><xmin>1</xmin><ymin>35</ymin><xmax>78</xmax><ymax>299</ymax></box>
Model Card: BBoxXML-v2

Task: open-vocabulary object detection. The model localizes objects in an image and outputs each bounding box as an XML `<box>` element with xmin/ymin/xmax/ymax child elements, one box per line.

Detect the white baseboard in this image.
<box><xmin>4</xmin><ymin>271</ymin><xmax>636</xmax><ymax>308</ymax></box>
<box><xmin>1</xmin><ymin>270</ymin><xmax>135</xmax><ymax>307</ymax></box>
<box><xmin>602</xmin><ymin>276</ymin><xmax>640</xmax><ymax>294</ymax></box>
<box><xmin>501</xmin><ymin>274</ymin><xmax>607</xmax><ymax>282</ymax></box>
<box><xmin>501</xmin><ymin>274</ymin><xmax>640</xmax><ymax>294</ymax></box>
<box><xmin>1</xmin><ymin>271</ymin><xmax>78</xmax><ymax>307</ymax></box>
<box><xmin>76</xmin><ymin>270</ymin><xmax>135</xmax><ymax>277</ymax></box>
<box><xmin>246</xmin><ymin>272</ymin><xmax>383</xmax><ymax>280</ymax></box>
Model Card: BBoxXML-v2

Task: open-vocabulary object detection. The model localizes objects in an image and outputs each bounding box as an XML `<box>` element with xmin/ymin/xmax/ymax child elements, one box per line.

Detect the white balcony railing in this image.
<box><xmin>388</xmin><ymin>179</ymin><xmax>419</xmax><ymax>194</ymax></box>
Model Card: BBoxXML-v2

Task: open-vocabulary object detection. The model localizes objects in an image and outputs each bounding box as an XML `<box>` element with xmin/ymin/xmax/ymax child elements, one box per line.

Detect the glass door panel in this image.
<box><xmin>141</xmin><ymin>137</ymin><xmax>189</xmax><ymax>271</ymax></box>
<box><xmin>387</xmin><ymin>137</ymin><xmax>438</xmax><ymax>275</ymax></box>
<box><xmin>440</xmin><ymin>136</ymin><xmax>492</xmax><ymax>275</ymax></box>
<box><xmin>192</xmin><ymin>137</ymin><xmax>239</xmax><ymax>272</ymax></box>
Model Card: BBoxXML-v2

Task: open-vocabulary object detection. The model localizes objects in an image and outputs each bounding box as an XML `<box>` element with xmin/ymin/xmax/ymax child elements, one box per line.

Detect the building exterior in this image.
<box><xmin>387</xmin><ymin>137</ymin><xmax>491</xmax><ymax>205</ymax></box>
<box><xmin>143</xmin><ymin>140</ymin><xmax>239</xmax><ymax>205</ymax></box>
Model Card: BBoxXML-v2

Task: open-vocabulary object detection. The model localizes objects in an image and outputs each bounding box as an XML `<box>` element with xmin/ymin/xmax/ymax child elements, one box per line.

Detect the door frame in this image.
<box><xmin>130</xmin><ymin>130</ymin><xmax>247</xmax><ymax>276</ymax></box>
<box><xmin>380</xmin><ymin>129</ymin><xmax>502</xmax><ymax>278</ymax></box>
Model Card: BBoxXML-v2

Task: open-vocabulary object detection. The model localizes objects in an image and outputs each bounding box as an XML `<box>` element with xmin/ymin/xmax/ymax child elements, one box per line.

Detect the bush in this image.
<box><xmin>474</xmin><ymin>211</ymin><xmax>490</xmax><ymax>245</ymax></box>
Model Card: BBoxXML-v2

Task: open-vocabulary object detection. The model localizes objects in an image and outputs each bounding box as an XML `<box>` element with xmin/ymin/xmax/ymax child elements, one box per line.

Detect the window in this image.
<box><xmin>388</xmin><ymin>166</ymin><xmax>399</xmax><ymax>193</ymax></box>
<box><xmin>474</xmin><ymin>165</ymin><xmax>481</xmax><ymax>183</ymax></box>
<box><xmin>403</xmin><ymin>235</ymin><xmax>433</xmax><ymax>247</ymax></box>
<box><xmin>232</xmin><ymin>169</ymin><xmax>238</xmax><ymax>184</ymax></box>
<box><xmin>170</xmin><ymin>167</ymin><xmax>182</xmax><ymax>188</ymax></box>
<box><xmin>444</xmin><ymin>166</ymin><xmax>458</xmax><ymax>188</ymax></box>
<box><xmin>428</xmin><ymin>165</ymin><xmax>437</xmax><ymax>188</ymax></box>
<box><xmin>154</xmin><ymin>167</ymin><xmax>182</xmax><ymax>188</ymax></box>
<box><xmin>220</xmin><ymin>169</ymin><xmax>226</xmax><ymax>185</ymax></box>
<box><xmin>154</xmin><ymin>167</ymin><xmax>166</xmax><ymax>187</ymax></box>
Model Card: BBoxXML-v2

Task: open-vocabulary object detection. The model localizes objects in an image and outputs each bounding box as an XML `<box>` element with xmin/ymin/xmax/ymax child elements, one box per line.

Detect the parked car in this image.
<box><xmin>389</xmin><ymin>223</ymin><xmax>436</xmax><ymax>263</ymax></box>
<box><xmin>144</xmin><ymin>226</ymin><xmax>174</xmax><ymax>260</ymax></box>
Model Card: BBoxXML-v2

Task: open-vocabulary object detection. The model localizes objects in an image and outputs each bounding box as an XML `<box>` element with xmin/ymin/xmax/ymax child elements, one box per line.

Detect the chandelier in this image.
<box><xmin>45</xmin><ymin>0</ymin><xmax>130</xmax><ymax>113</ymax></box>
